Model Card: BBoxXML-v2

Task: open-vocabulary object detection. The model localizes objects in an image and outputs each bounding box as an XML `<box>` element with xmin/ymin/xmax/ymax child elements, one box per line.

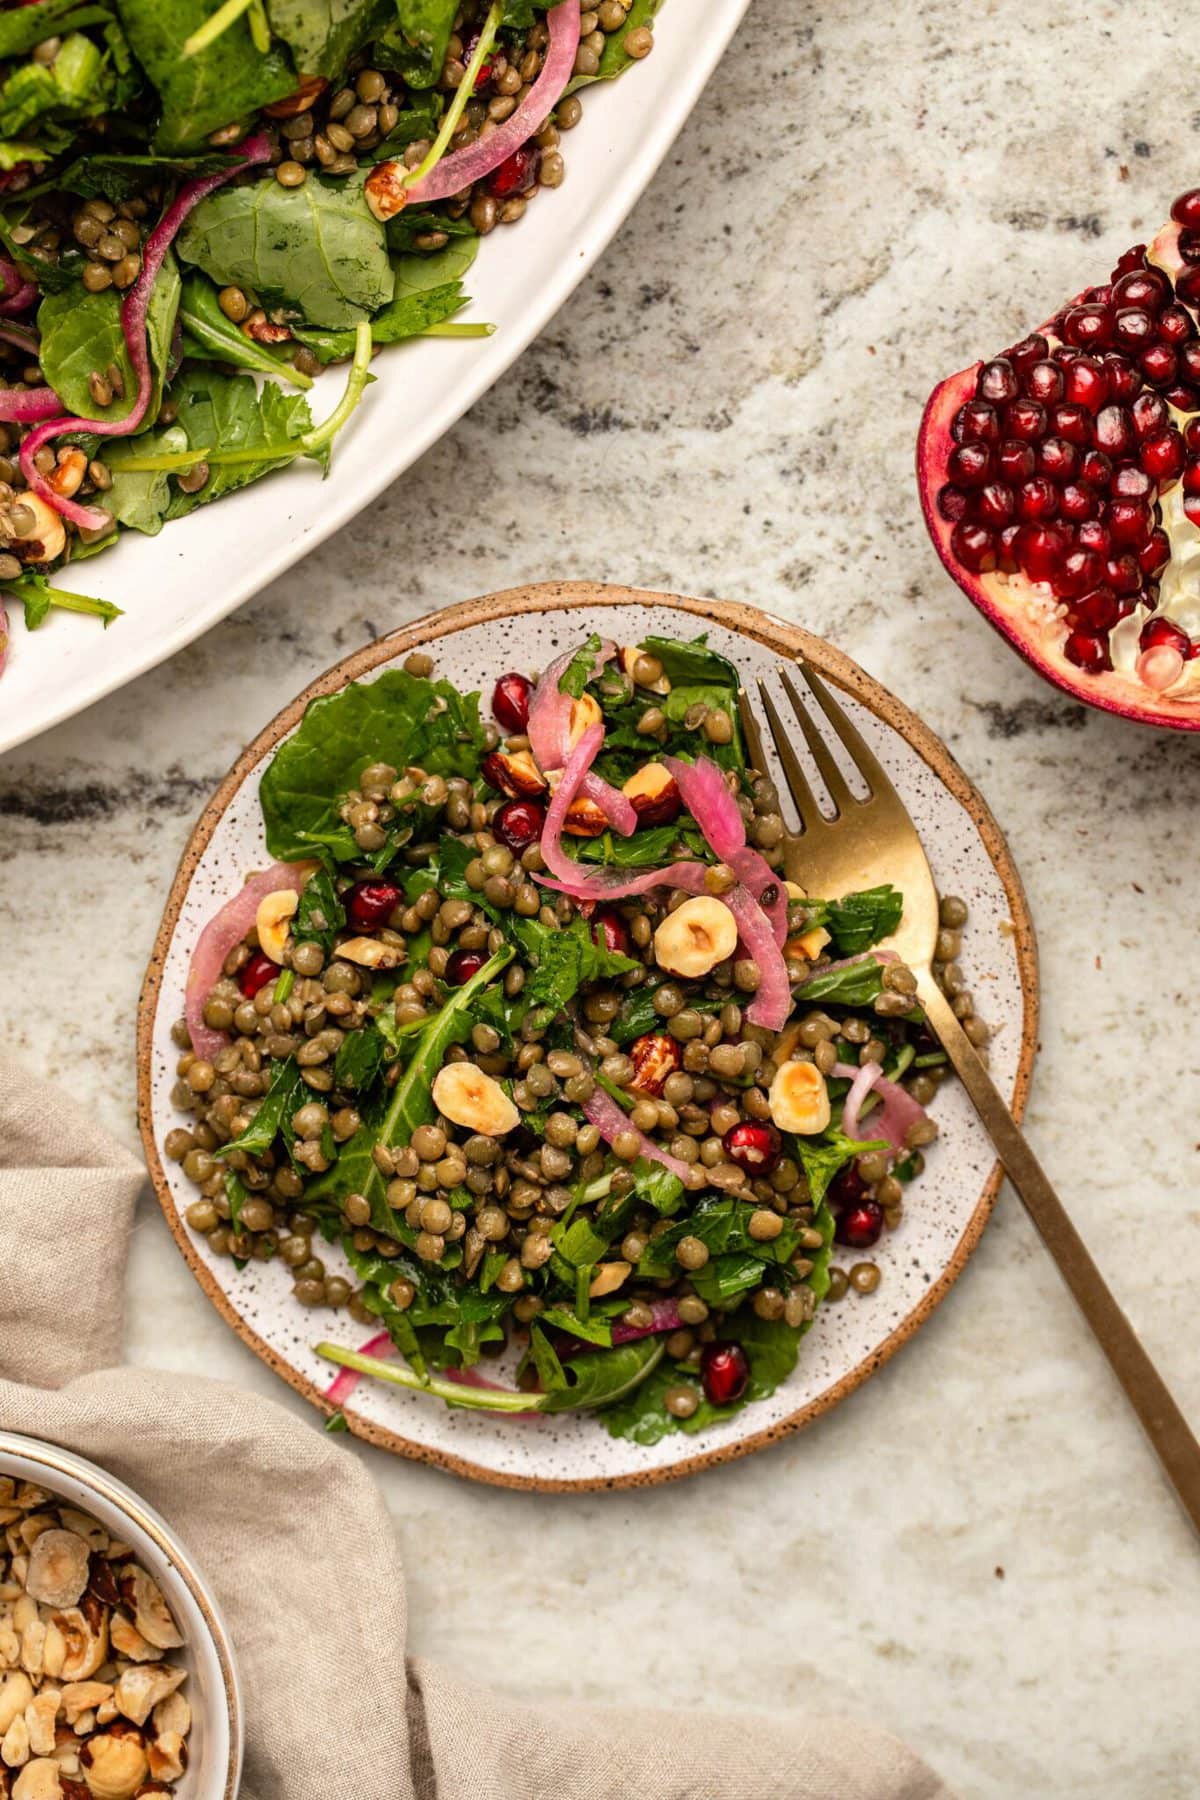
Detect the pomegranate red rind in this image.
<box><xmin>185</xmin><ymin>858</ymin><xmax>316</xmax><ymax>1059</ymax></box>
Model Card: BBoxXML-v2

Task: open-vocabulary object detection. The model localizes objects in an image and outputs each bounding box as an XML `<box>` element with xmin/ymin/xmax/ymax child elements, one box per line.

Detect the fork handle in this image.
<box><xmin>915</xmin><ymin>971</ymin><xmax>1200</xmax><ymax>1538</ymax></box>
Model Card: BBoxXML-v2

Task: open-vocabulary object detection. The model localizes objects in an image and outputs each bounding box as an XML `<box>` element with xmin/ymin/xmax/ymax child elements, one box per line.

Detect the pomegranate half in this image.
<box><xmin>917</xmin><ymin>186</ymin><xmax>1200</xmax><ymax>729</ymax></box>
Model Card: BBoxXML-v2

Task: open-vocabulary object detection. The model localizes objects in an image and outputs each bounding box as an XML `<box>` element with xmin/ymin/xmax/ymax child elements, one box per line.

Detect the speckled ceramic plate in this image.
<box><xmin>138</xmin><ymin>583</ymin><xmax>1038</xmax><ymax>1491</ymax></box>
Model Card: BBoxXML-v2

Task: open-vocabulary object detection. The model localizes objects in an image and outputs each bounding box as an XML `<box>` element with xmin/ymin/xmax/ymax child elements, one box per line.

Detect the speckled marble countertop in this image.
<box><xmin>3</xmin><ymin>2</ymin><xmax>1200</xmax><ymax>1794</ymax></box>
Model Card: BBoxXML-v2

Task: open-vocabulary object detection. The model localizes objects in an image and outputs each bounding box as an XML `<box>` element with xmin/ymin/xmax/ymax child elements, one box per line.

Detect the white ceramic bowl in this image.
<box><xmin>0</xmin><ymin>1431</ymin><xmax>241</xmax><ymax>1800</ymax></box>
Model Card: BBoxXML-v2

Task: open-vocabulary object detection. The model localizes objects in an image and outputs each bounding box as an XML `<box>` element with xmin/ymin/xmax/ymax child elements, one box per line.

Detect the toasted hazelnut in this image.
<box><xmin>769</xmin><ymin>1060</ymin><xmax>831</xmax><ymax>1135</ymax></box>
<box><xmin>151</xmin><ymin>1690</ymin><xmax>189</xmax><ymax>1739</ymax></box>
<box><xmin>653</xmin><ymin>896</ymin><xmax>738</xmax><ymax>979</ymax></box>
<box><xmin>621</xmin><ymin>762</ymin><xmax>682</xmax><ymax>826</ymax></box>
<box><xmin>146</xmin><ymin>1730</ymin><xmax>185</xmax><ymax>1784</ymax></box>
<box><xmin>431</xmin><ymin>1064</ymin><xmax>519</xmax><ymax>1136</ymax></box>
<box><xmin>52</xmin><ymin>1609</ymin><xmax>108</xmax><ymax>1683</ymax></box>
<box><xmin>46</xmin><ymin>449</ymin><xmax>87</xmax><ymax>500</ymax></box>
<box><xmin>364</xmin><ymin>158</ymin><xmax>408</xmax><ymax>220</ymax></box>
<box><xmin>627</xmin><ymin>1032</ymin><xmax>682</xmax><ymax>1098</ymax></box>
<box><xmin>480</xmin><ymin>748</ymin><xmax>546</xmax><ymax>798</ymax></box>
<box><xmin>121</xmin><ymin>1571</ymin><xmax>182</xmax><ymax>1653</ymax></box>
<box><xmin>61</xmin><ymin>1684</ymin><xmax>113</xmax><ymax>1728</ymax></box>
<box><xmin>78</xmin><ymin>1730</ymin><xmax>148</xmax><ymax>1800</ymax></box>
<box><xmin>254</xmin><ymin>888</ymin><xmax>299</xmax><ymax>965</ymax></box>
<box><xmin>11</xmin><ymin>495</ymin><xmax>65</xmax><ymax>563</ymax></box>
<box><xmin>24</xmin><ymin>1690</ymin><xmax>60</xmax><ymax>1757</ymax></box>
<box><xmin>330</xmin><ymin>935</ymin><xmax>406</xmax><ymax>970</ymax></box>
<box><xmin>262</xmin><ymin>73</ymin><xmax>329</xmax><ymax>116</ymax></box>
<box><xmin>113</xmin><ymin>1665</ymin><xmax>185</xmax><ymax>1729</ymax></box>
<box><xmin>787</xmin><ymin>925</ymin><xmax>830</xmax><ymax>961</ymax></box>
<box><xmin>12</xmin><ymin>1760</ymin><xmax>62</xmax><ymax>1800</ymax></box>
<box><xmin>25</xmin><ymin>1532</ymin><xmax>89</xmax><ymax>1612</ymax></box>
<box><xmin>567</xmin><ymin>692</ymin><xmax>602</xmax><ymax>749</ymax></box>
<box><xmin>561</xmin><ymin>795</ymin><xmax>607</xmax><ymax>837</ymax></box>
<box><xmin>588</xmin><ymin>1261</ymin><xmax>631</xmax><ymax>1297</ymax></box>
<box><xmin>108</xmin><ymin>1615</ymin><xmax>157</xmax><ymax>1664</ymax></box>
<box><xmin>0</xmin><ymin>1674</ymin><xmax>34</xmax><ymax>1735</ymax></box>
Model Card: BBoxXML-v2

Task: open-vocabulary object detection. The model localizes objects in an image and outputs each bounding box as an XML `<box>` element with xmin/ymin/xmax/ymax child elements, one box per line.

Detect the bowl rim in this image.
<box><xmin>137</xmin><ymin>579</ymin><xmax>1040</xmax><ymax>1492</ymax></box>
<box><xmin>0</xmin><ymin>1428</ymin><xmax>242</xmax><ymax>1797</ymax></box>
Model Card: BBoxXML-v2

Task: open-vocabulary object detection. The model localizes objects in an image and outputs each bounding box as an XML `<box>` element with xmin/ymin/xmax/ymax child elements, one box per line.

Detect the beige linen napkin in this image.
<box><xmin>0</xmin><ymin>1057</ymin><xmax>950</xmax><ymax>1799</ymax></box>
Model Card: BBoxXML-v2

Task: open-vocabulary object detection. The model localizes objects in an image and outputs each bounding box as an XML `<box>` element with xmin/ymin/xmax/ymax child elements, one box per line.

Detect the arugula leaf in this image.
<box><xmin>36</xmin><ymin>252</ymin><xmax>179</xmax><ymax>425</ymax></box>
<box><xmin>792</xmin><ymin>1128</ymin><xmax>887</xmax><ymax>1208</ymax></box>
<box><xmin>540</xmin><ymin>1338</ymin><xmax>664</xmax><ymax>1413</ymax></box>
<box><xmin>601</xmin><ymin>1312</ymin><xmax>801</xmax><ymax>1445</ymax></box>
<box><xmin>559</xmin><ymin>631</ymin><xmax>603</xmax><ymax>699</ymax></box>
<box><xmin>384</xmin><ymin>204</ymin><xmax>476</xmax><ymax>256</ymax></box>
<box><xmin>307</xmin><ymin>945</ymin><xmax>512</xmax><ymax>1232</ymax></box>
<box><xmin>177</xmin><ymin>169</ymin><xmax>391</xmax><ymax>327</ymax></box>
<box><xmin>333</xmin><ymin>1024</ymin><xmax>388</xmax><ymax>1092</ymax></box>
<box><xmin>373</xmin><ymin>0</ymin><xmax>458</xmax><ymax>88</ymax></box>
<box><xmin>114</xmin><ymin>0</ymin><xmax>297</xmax><ymax>151</ymax></box>
<box><xmin>637</xmin><ymin>1193</ymin><xmax>801</xmax><ymax>1280</ymax></box>
<box><xmin>225</xmin><ymin>1168</ymin><xmax>249</xmax><ymax>1232</ymax></box>
<box><xmin>518</xmin><ymin>914</ymin><xmax>637</xmax><ymax>1020</ymax></box>
<box><xmin>572</xmin><ymin>822</ymin><xmax>705</xmax><ymax>868</ymax></box>
<box><xmin>152</xmin><ymin>365</ymin><xmax>316</xmax><ymax>516</ymax></box>
<box><xmin>293</xmin><ymin>866</ymin><xmax>345</xmax><ymax>951</ymax></box>
<box><xmin>806</xmin><ymin>886</ymin><xmax>903</xmax><ymax>957</ymax></box>
<box><xmin>8</xmin><ymin>573</ymin><xmax>122</xmax><ymax>629</ymax></box>
<box><xmin>0</xmin><ymin>33</ymin><xmax>114</xmax><ymax>150</ymax></box>
<box><xmin>48</xmin><ymin>150</ymin><xmax>243</xmax><ymax>202</ymax></box>
<box><xmin>794</xmin><ymin>955</ymin><xmax>885</xmax><ymax>1009</ymax></box>
<box><xmin>266</xmin><ymin>0</ymin><xmax>392</xmax><ymax>77</ymax></box>
<box><xmin>0</xmin><ymin>2</ymin><xmax>113</xmax><ymax>60</ymax></box>
<box><xmin>292</xmin><ymin>278</ymin><xmax>466</xmax><ymax>362</ymax></box>
<box><xmin>260</xmin><ymin>669</ymin><xmax>486</xmax><ymax>863</ymax></box>
<box><xmin>609</xmin><ymin>986</ymin><xmax>720</xmax><ymax>1046</ymax></box>
<box><xmin>104</xmin><ymin>428</ymin><xmax>179</xmax><ymax>536</ymax></box>
<box><xmin>392</xmin><ymin>234</ymin><xmax>478</xmax><ymax>294</ymax></box>
<box><xmin>178</xmin><ymin>271</ymin><xmax>313</xmax><ymax>387</ymax></box>
<box><xmin>216</xmin><ymin>1058</ymin><xmax>303</xmax><ymax>1159</ymax></box>
<box><xmin>538</xmin><ymin>1306</ymin><xmax>613</xmax><ymax>1348</ymax></box>
<box><xmin>528</xmin><ymin>1322</ymin><xmax>568</xmax><ymax>1391</ymax></box>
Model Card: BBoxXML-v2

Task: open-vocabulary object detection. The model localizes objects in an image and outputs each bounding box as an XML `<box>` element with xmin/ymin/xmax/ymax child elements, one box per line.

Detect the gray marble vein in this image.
<box><xmin>3</xmin><ymin>1</ymin><xmax>1200</xmax><ymax>1793</ymax></box>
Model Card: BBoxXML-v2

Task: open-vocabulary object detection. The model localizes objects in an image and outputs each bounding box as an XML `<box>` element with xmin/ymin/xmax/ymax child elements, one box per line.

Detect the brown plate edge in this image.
<box><xmin>136</xmin><ymin>579</ymin><xmax>1039</xmax><ymax>1494</ymax></box>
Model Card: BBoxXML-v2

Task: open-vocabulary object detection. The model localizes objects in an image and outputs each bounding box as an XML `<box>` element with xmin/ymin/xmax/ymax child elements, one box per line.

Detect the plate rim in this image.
<box><xmin>136</xmin><ymin>580</ymin><xmax>1040</xmax><ymax>1492</ymax></box>
<box><xmin>0</xmin><ymin>0</ymin><xmax>752</xmax><ymax>757</ymax></box>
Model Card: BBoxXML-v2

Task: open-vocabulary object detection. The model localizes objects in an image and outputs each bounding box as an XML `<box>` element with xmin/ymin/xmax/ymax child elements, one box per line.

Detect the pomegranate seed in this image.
<box><xmin>1171</xmin><ymin>188</ymin><xmax>1200</xmax><ymax>229</ymax></box>
<box><xmin>937</xmin><ymin>483</ymin><xmax>970</xmax><ymax>522</ymax></box>
<box><xmin>1108</xmin><ymin>498</ymin><xmax>1153</xmax><ymax>547</ymax></box>
<box><xmin>700</xmin><ymin>1341</ymin><xmax>750</xmax><ymax>1406</ymax></box>
<box><xmin>1008</xmin><ymin>333</ymin><xmax>1049</xmax><ymax>374</ymax></box>
<box><xmin>836</xmin><ymin>1200</ymin><xmax>884</xmax><ymax>1249</ymax></box>
<box><xmin>997</xmin><ymin>439</ymin><xmax>1036</xmax><ymax>482</ymax></box>
<box><xmin>493</xmin><ymin>797</ymin><xmax>545</xmax><ymax>852</ymax></box>
<box><xmin>1024</xmin><ymin>360</ymin><xmax>1064</xmax><ymax>404</ymax></box>
<box><xmin>1141</xmin><ymin>617</ymin><xmax>1190</xmax><ymax>655</ymax></box>
<box><xmin>1051</xmin><ymin>403</ymin><xmax>1091</xmax><ymax>445</ymax></box>
<box><xmin>1140</xmin><ymin>428</ymin><xmax>1186</xmax><ymax>482</ymax></box>
<box><xmin>1094</xmin><ymin>405</ymin><xmax>1133</xmax><ymax>456</ymax></box>
<box><xmin>1058</xmin><ymin>482</ymin><xmax>1097</xmax><ymax>523</ymax></box>
<box><xmin>1139</xmin><ymin>528</ymin><xmax>1170</xmax><ymax>576</ymax></box>
<box><xmin>997</xmin><ymin>524</ymin><xmax>1021</xmax><ymax>571</ymax></box>
<box><xmin>1181</xmin><ymin>345</ymin><xmax>1200</xmax><ymax>387</ymax></box>
<box><xmin>463</xmin><ymin>32</ymin><xmax>494</xmax><ymax>88</ymax></box>
<box><xmin>590</xmin><ymin>909</ymin><xmax>630</xmax><ymax>955</ymax></box>
<box><xmin>1105</xmin><ymin>554</ymin><xmax>1141</xmax><ymax>595</ymax></box>
<box><xmin>954</xmin><ymin>400</ymin><xmax>1001</xmax><ymax>444</ymax></box>
<box><xmin>1131</xmin><ymin>392</ymin><xmax>1168</xmax><ymax>439</ymax></box>
<box><xmin>947</xmin><ymin>442</ymin><xmax>993</xmax><ymax>486</ymax></box>
<box><xmin>1110</xmin><ymin>464</ymin><xmax>1153</xmax><ymax>500</ymax></box>
<box><xmin>1077</xmin><ymin>519</ymin><xmax>1111</xmax><ymax>558</ymax></box>
<box><xmin>976</xmin><ymin>482</ymin><xmax>1015</xmax><ymax>527</ymax></box>
<box><xmin>1158</xmin><ymin>303</ymin><xmax>1196</xmax><ymax>343</ymax></box>
<box><xmin>1015</xmin><ymin>476</ymin><xmax>1058</xmax><ymax>521</ymax></box>
<box><xmin>1183</xmin><ymin>456</ymin><xmax>1200</xmax><ymax>495</ymax></box>
<box><xmin>1064</xmin><ymin>303</ymin><xmax>1113</xmax><ymax>350</ymax></box>
<box><xmin>445</xmin><ymin>948</ymin><xmax>487</xmax><ymax>986</ymax></box>
<box><xmin>1063</xmin><ymin>628</ymin><xmax>1112</xmax><ymax>672</ymax></box>
<box><xmin>1115</xmin><ymin>307</ymin><xmax>1155</xmax><ymax>350</ymax></box>
<box><xmin>1100</xmin><ymin>353</ymin><xmax>1141</xmax><ymax>403</ymax></box>
<box><xmin>1139</xmin><ymin>343</ymin><xmax>1178</xmax><ymax>387</ymax></box>
<box><xmin>1037</xmin><ymin>437</ymin><xmax>1077</xmax><ymax>481</ymax></box>
<box><xmin>722</xmin><ymin>1121</ymin><xmax>782</xmax><ymax>1175</ymax></box>
<box><xmin>951</xmin><ymin>521</ymin><xmax>996</xmax><ymax>572</ymax></box>
<box><xmin>492</xmin><ymin>672</ymin><xmax>533</xmax><ymax>732</ymax></box>
<box><xmin>1015</xmin><ymin>522</ymin><xmax>1068</xmax><ymax>583</ymax></box>
<box><xmin>1111</xmin><ymin>244</ymin><xmax>1148</xmax><ymax>279</ymax></box>
<box><xmin>1074</xmin><ymin>585</ymin><xmax>1119</xmax><ymax>630</ymax></box>
<box><xmin>345</xmin><ymin>880</ymin><xmax>402</xmax><ymax>931</ymax></box>
<box><xmin>1079</xmin><ymin>447</ymin><xmax>1113</xmax><ymax>487</ymax></box>
<box><xmin>1164</xmin><ymin>382</ymin><xmax>1199</xmax><ymax>412</ymax></box>
<box><xmin>1064</xmin><ymin>358</ymin><xmax>1107</xmax><ymax>410</ymax></box>
<box><xmin>1185</xmin><ymin>492</ymin><xmax>1200</xmax><ymax>528</ymax></box>
<box><xmin>1087</xmin><ymin>284</ymin><xmax>1114</xmax><ymax>306</ymax></box>
<box><xmin>978</xmin><ymin>358</ymin><xmax>1019</xmax><ymax>403</ymax></box>
<box><xmin>1175</xmin><ymin>266</ymin><xmax>1200</xmax><ymax>306</ymax></box>
<box><xmin>487</xmin><ymin>142</ymin><xmax>539</xmax><ymax>198</ymax></box>
<box><xmin>1178</xmin><ymin>228</ymin><xmax>1200</xmax><ymax>264</ymax></box>
<box><xmin>238</xmin><ymin>952</ymin><xmax>278</xmax><ymax>998</ymax></box>
<box><xmin>1113</xmin><ymin>268</ymin><xmax>1170</xmax><ymax>313</ymax></box>
<box><xmin>1053</xmin><ymin>549</ymin><xmax>1102</xmax><ymax>599</ymax></box>
<box><xmin>1005</xmin><ymin>398</ymin><xmax>1048</xmax><ymax>441</ymax></box>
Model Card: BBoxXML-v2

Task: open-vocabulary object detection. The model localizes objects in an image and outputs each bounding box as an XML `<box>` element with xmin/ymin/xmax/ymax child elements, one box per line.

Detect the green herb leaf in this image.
<box><xmin>564</xmin><ymin>0</ymin><xmax>661</xmax><ymax>91</ymax></box>
<box><xmin>115</xmin><ymin>0</ymin><xmax>297</xmax><ymax>151</ymax></box>
<box><xmin>216</xmin><ymin>1058</ymin><xmax>303</xmax><ymax>1159</ymax></box>
<box><xmin>266</xmin><ymin>0</ymin><xmax>393</xmax><ymax>77</ymax></box>
<box><xmin>260</xmin><ymin>668</ymin><xmax>485</xmax><ymax>863</ymax></box>
<box><xmin>332</xmin><ymin>1023</ymin><xmax>387</xmax><ymax>1092</ymax></box>
<box><xmin>540</xmin><ymin>1338</ymin><xmax>665</xmax><ymax>1413</ymax></box>
<box><xmin>291</xmin><ymin>277</ymin><xmax>467</xmax><ymax>362</ymax></box>
<box><xmin>793</xmin><ymin>955</ymin><xmax>886</xmax><ymax>1008</ymax></box>
<box><xmin>806</xmin><ymin>886</ymin><xmax>903</xmax><ymax>957</ymax></box>
<box><xmin>792</xmin><ymin>1128</ymin><xmax>888</xmax><ymax>1208</ymax></box>
<box><xmin>178</xmin><ymin>271</ymin><xmax>313</xmax><ymax>386</ymax></box>
<box><xmin>177</xmin><ymin>168</ymin><xmax>391</xmax><ymax>327</ymax></box>
<box><xmin>293</xmin><ymin>866</ymin><xmax>345</xmax><ymax>951</ymax></box>
<box><xmin>9</xmin><ymin>573</ymin><xmax>122</xmax><ymax>630</ymax></box>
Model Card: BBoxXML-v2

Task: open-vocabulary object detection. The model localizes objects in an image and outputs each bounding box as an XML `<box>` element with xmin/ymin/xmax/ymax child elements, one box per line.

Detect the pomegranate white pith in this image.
<box><xmin>917</xmin><ymin>186</ymin><xmax>1200</xmax><ymax>729</ymax></box>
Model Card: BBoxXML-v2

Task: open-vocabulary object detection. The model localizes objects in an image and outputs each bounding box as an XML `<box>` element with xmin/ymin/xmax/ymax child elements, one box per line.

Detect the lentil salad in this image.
<box><xmin>0</xmin><ymin>0</ymin><xmax>660</xmax><ymax>676</ymax></box>
<box><xmin>164</xmin><ymin>633</ymin><xmax>989</xmax><ymax>1444</ymax></box>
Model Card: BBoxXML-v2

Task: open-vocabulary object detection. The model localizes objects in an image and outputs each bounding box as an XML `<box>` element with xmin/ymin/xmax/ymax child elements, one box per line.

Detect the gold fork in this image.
<box><xmin>740</xmin><ymin>666</ymin><xmax>1200</xmax><ymax>1537</ymax></box>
